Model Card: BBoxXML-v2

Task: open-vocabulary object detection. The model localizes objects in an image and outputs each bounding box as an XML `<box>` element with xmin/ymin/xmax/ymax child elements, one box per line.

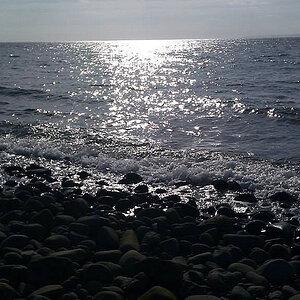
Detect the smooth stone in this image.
<box><xmin>64</xmin><ymin>198</ymin><xmax>89</xmax><ymax>218</ymax></box>
<box><xmin>249</xmin><ymin>247</ymin><xmax>269</xmax><ymax>265</ymax></box>
<box><xmin>213</xmin><ymin>179</ymin><xmax>229</xmax><ymax>192</ymax></box>
<box><xmin>223</xmin><ymin>234</ymin><xmax>263</xmax><ymax>253</ymax></box>
<box><xmin>30</xmin><ymin>285</ymin><xmax>64</xmax><ymax>299</ymax></box>
<box><xmin>137</xmin><ymin>286</ymin><xmax>178</xmax><ymax>300</ymax></box>
<box><xmin>198</xmin><ymin>216</ymin><xmax>233</xmax><ymax>235</ymax></box>
<box><xmin>0</xmin><ymin>282</ymin><xmax>20</xmax><ymax>299</ymax></box>
<box><xmin>266</xmin><ymin>222</ymin><xmax>293</xmax><ymax>239</ymax></box>
<box><xmin>54</xmin><ymin>215</ymin><xmax>76</xmax><ymax>226</ymax></box>
<box><xmin>270</xmin><ymin>191</ymin><xmax>297</xmax><ymax>203</ymax></box>
<box><xmin>93</xmin><ymin>250</ymin><xmax>122</xmax><ymax>263</ymax></box>
<box><xmin>247</xmin><ymin>285</ymin><xmax>266</xmax><ymax>297</ymax></box>
<box><xmin>269</xmin><ymin>243</ymin><xmax>291</xmax><ymax>260</ymax></box>
<box><xmin>227</xmin><ymin>263</ymin><xmax>254</xmax><ymax>274</ymax></box>
<box><xmin>234</xmin><ymin>193</ymin><xmax>257</xmax><ymax>203</ymax></box>
<box><xmin>4</xmin><ymin>252</ymin><xmax>23</xmax><ymax>264</ymax></box>
<box><xmin>136</xmin><ymin>208</ymin><xmax>165</xmax><ymax>219</ymax></box>
<box><xmin>246</xmin><ymin>271</ymin><xmax>269</xmax><ymax>287</ymax></box>
<box><xmin>289</xmin><ymin>296</ymin><xmax>300</xmax><ymax>300</ymax></box>
<box><xmin>30</xmin><ymin>209</ymin><xmax>54</xmax><ymax>229</ymax></box>
<box><xmin>120</xmin><ymin>229</ymin><xmax>139</xmax><ymax>252</ymax></box>
<box><xmin>97</xmin><ymin>226</ymin><xmax>119</xmax><ymax>250</ymax></box>
<box><xmin>282</xmin><ymin>285</ymin><xmax>299</xmax><ymax>298</ymax></box>
<box><xmin>213</xmin><ymin>248</ymin><xmax>233</xmax><ymax>268</ymax></box>
<box><xmin>27</xmin><ymin>256</ymin><xmax>75</xmax><ymax>285</ymax></box>
<box><xmin>207</xmin><ymin>269</ymin><xmax>237</xmax><ymax>291</ymax></box>
<box><xmin>119</xmin><ymin>250</ymin><xmax>146</xmax><ymax>276</ymax></box>
<box><xmin>94</xmin><ymin>291</ymin><xmax>124</xmax><ymax>300</ymax></box>
<box><xmin>119</xmin><ymin>173</ymin><xmax>143</xmax><ymax>184</ymax></box>
<box><xmin>230</xmin><ymin>286</ymin><xmax>251</xmax><ymax>300</ymax></box>
<box><xmin>1</xmin><ymin>234</ymin><xmax>29</xmax><ymax>249</ymax></box>
<box><xmin>216</xmin><ymin>206</ymin><xmax>235</xmax><ymax>218</ymax></box>
<box><xmin>257</xmin><ymin>259</ymin><xmax>294</xmax><ymax>285</ymax></box>
<box><xmin>51</xmin><ymin>248</ymin><xmax>87</xmax><ymax>262</ymax></box>
<box><xmin>160</xmin><ymin>238</ymin><xmax>180</xmax><ymax>256</ymax></box>
<box><xmin>188</xmin><ymin>252</ymin><xmax>213</xmax><ymax>265</ymax></box>
<box><xmin>69</xmin><ymin>223</ymin><xmax>90</xmax><ymax>235</ymax></box>
<box><xmin>81</xmin><ymin>263</ymin><xmax>114</xmax><ymax>282</ymax></box>
<box><xmin>244</xmin><ymin>220</ymin><xmax>266</xmax><ymax>235</ymax></box>
<box><xmin>174</xmin><ymin>203</ymin><xmax>199</xmax><ymax>218</ymax></box>
<box><xmin>172</xmin><ymin>223</ymin><xmax>198</xmax><ymax>236</ymax></box>
<box><xmin>21</xmin><ymin>224</ymin><xmax>46</xmax><ymax>241</ymax></box>
<box><xmin>115</xmin><ymin>199</ymin><xmax>132</xmax><ymax>212</ymax></box>
<box><xmin>44</xmin><ymin>235</ymin><xmax>71</xmax><ymax>250</ymax></box>
<box><xmin>184</xmin><ymin>296</ymin><xmax>221</xmax><ymax>300</ymax></box>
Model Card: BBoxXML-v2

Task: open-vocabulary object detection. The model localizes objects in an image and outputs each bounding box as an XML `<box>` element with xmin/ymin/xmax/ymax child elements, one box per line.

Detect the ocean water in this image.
<box><xmin>0</xmin><ymin>38</ymin><xmax>299</xmax><ymax>199</ymax></box>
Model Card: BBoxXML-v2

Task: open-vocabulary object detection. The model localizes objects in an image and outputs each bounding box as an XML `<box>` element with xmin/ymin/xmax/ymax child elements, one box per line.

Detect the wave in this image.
<box><xmin>0</xmin><ymin>86</ymin><xmax>46</xmax><ymax>97</ymax></box>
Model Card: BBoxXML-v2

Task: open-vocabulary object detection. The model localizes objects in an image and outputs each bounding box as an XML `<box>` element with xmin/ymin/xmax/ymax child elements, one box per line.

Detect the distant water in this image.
<box><xmin>0</xmin><ymin>38</ymin><xmax>299</xmax><ymax>197</ymax></box>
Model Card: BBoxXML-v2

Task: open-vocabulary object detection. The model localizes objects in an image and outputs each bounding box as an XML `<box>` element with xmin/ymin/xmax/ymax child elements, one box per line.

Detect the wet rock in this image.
<box><xmin>119</xmin><ymin>250</ymin><xmax>146</xmax><ymax>276</ymax></box>
<box><xmin>265</xmin><ymin>222</ymin><xmax>294</xmax><ymax>239</ymax></box>
<box><xmin>251</xmin><ymin>210</ymin><xmax>274</xmax><ymax>222</ymax></box>
<box><xmin>135</xmin><ymin>184</ymin><xmax>149</xmax><ymax>194</ymax></box>
<box><xmin>64</xmin><ymin>198</ymin><xmax>89</xmax><ymax>218</ymax></box>
<box><xmin>97</xmin><ymin>226</ymin><xmax>119</xmax><ymax>250</ymax></box>
<box><xmin>0</xmin><ymin>282</ymin><xmax>20</xmax><ymax>299</ymax></box>
<box><xmin>20</xmin><ymin>224</ymin><xmax>46</xmax><ymax>241</ymax></box>
<box><xmin>216</xmin><ymin>206</ymin><xmax>235</xmax><ymax>218</ymax></box>
<box><xmin>115</xmin><ymin>199</ymin><xmax>132</xmax><ymax>212</ymax></box>
<box><xmin>257</xmin><ymin>259</ymin><xmax>294</xmax><ymax>285</ymax></box>
<box><xmin>30</xmin><ymin>209</ymin><xmax>54</xmax><ymax>230</ymax></box>
<box><xmin>81</xmin><ymin>263</ymin><xmax>114</xmax><ymax>282</ymax></box>
<box><xmin>282</xmin><ymin>285</ymin><xmax>299</xmax><ymax>298</ymax></box>
<box><xmin>213</xmin><ymin>248</ymin><xmax>233</xmax><ymax>268</ymax></box>
<box><xmin>184</xmin><ymin>296</ymin><xmax>221</xmax><ymax>300</ymax></box>
<box><xmin>51</xmin><ymin>248</ymin><xmax>87</xmax><ymax>263</ymax></box>
<box><xmin>30</xmin><ymin>285</ymin><xmax>64</xmax><ymax>299</ymax></box>
<box><xmin>160</xmin><ymin>238</ymin><xmax>180</xmax><ymax>256</ymax></box>
<box><xmin>234</xmin><ymin>193</ymin><xmax>257</xmax><ymax>203</ymax></box>
<box><xmin>94</xmin><ymin>291</ymin><xmax>124</xmax><ymax>300</ymax></box>
<box><xmin>54</xmin><ymin>215</ymin><xmax>76</xmax><ymax>226</ymax></box>
<box><xmin>244</xmin><ymin>220</ymin><xmax>266</xmax><ymax>235</ymax></box>
<box><xmin>207</xmin><ymin>269</ymin><xmax>237</xmax><ymax>291</ymax></box>
<box><xmin>93</xmin><ymin>250</ymin><xmax>122</xmax><ymax>263</ymax></box>
<box><xmin>227</xmin><ymin>262</ymin><xmax>254</xmax><ymax>274</ymax></box>
<box><xmin>44</xmin><ymin>235</ymin><xmax>71</xmax><ymax>250</ymax></box>
<box><xmin>230</xmin><ymin>286</ymin><xmax>251</xmax><ymax>300</ymax></box>
<box><xmin>269</xmin><ymin>243</ymin><xmax>291</xmax><ymax>260</ymax></box>
<box><xmin>120</xmin><ymin>229</ymin><xmax>139</xmax><ymax>252</ymax></box>
<box><xmin>137</xmin><ymin>286</ymin><xmax>178</xmax><ymax>300</ymax></box>
<box><xmin>289</xmin><ymin>295</ymin><xmax>300</xmax><ymax>300</ymax></box>
<box><xmin>270</xmin><ymin>191</ymin><xmax>297</xmax><ymax>203</ymax></box>
<box><xmin>174</xmin><ymin>203</ymin><xmax>199</xmax><ymax>218</ymax></box>
<box><xmin>27</xmin><ymin>256</ymin><xmax>75</xmax><ymax>286</ymax></box>
<box><xmin>249</xmin><ymin>247</ymin><xmax>269</xmax><ymax>265</ymax></box>
<box><xmin>213</xmin><ymin>180</ymin><xmax>229</xmax><ymax>192</ymax></box>
<box><xmin>188</xmin><ymin>252</ymin><xmax>213</xmax><ymax>265</ymax></box>
<box><xmin>247</xmin><ymin>285</ymin><xmax>266</xmax><ymax>298</ymax></box>
<box><xmin>4</xmin><ymin>252</ymin><xmax>23</xmax><ymax>264</ymax></box>
<box><xmin>119</xmin><ymin>173</ymin><xmax>143</xmax><ymax>184</ymax></box>
<box><xmin>198</xmin><ymin>216</ymin><xmax>233</xmax><ymax>235</ymax></box>
<box><xmin>1</xmin><ymin>234</ymin><xmax>29</xmax><ymax>249</ymax></box>
<box><xmin>223</xmin><ymin>234</ymin><xmax>263</xmax><ymax>253</ymax></box>
<box><xmin>136</xmin><ymin>208</ymin><xmax>165</xmax><ymax>219</ymax></box>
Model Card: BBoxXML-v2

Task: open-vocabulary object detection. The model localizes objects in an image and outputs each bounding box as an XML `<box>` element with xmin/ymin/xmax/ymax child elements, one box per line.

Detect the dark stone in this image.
<box><xmin>94</xmin><ymin>291</ymin><xmax>124</xmax><ymax>300</ymax></box>
<box><xmin>97</xmin><ymin>226</ymin><xmax>119</xmax><ymax>250</ymax></box>
<box><xmin>64</xmin><ymin>198</ymin><xmax>89</xmax><ymax>218</ymax></box>
<box><xmin>0</xmin><ymin>282</ymin><xmax>20</xmax><ymax>299</ymax></box>
<box><xmin>27</xmin><ymin>256</ymin><xmax>75</xmax><ymax>286</ymax></box>
<box><xmin>213</xmin><ymin>180</ymin><xmax>229</xmax><ymax>192</ymax></box>
<box><xmin>244</xmin><ymin>220</ymin><xmax>266</xmax><ymax>235</ymax></box>
<box><xmin>269</xmin><ymin>243</ymin><xmax>291</xmax><ymax>260</ymax></box>
<box><xmin>198</xmin><ymin>216</ymin><xmax>233</xmax><ymax>235</ymax></box>
<box><xmin>234</xmin><ymin>193</ymin><xmax>257</xmax><ymax>203</ymax></box>
<box><xmin>44</xmin><ymin>235</ymin><xmax>71</xmax><ymax>250</ymax></box>
<box><xmin>30</xmin><ymin>209</ymin><xmax>54</xmax><ymax>230</ymax></box>
<box><xmin>135</xmin><ymin>184</ymin><xmax>149</xmax><ymax>194</ymax></box>
<box><xmin>230</xmin><ymin>286</ymin><xmax>251</xmax><ymax>300</ymax></box>
<box><xmin>1</xmin><ymin>234</ymin><xmax>29</xmax><ymax>249</ymax></box>
<box><xmin>136</xmin><ymin>208</ymin><xmax>165</xmax><ymax>219</ymax></box>
<box><xmin>246</xmin><ymin>271</ymin><xmax>269</xmax><ymax>287</ymax></box>
<box><xmin>216</xmin><ymin>206</ymin><xmax>235</xmax><ymax>218</ymax></box>
<box><xmin>223</xmin><ymin>234</ymin><xmax>264</xmax><ymax>253</ymax></box>
<box><xmin>257</xmin><ymin>259</ymin><xmax>294</xmax><ymax>285</ymax></box>
<box><xmin>92</xmin><ymin>250</ymin><xmax>122</xmax><ymax>263</ymax></box>
<box><xmin>249</xmin><ymin>247</ymin><xmax>269</xmax><ymax>265</ymax></box>
<box><xmin>265</xmin><ymin>222</ymin><xmax>294</xmax><ymax>240</ymax></box>
<box><xmin>174</xmin><ymin>203</ymin><xmax>199</xmax><ymax>218</ymax></box>
<box><xmin>81</xmin><ymin>263</ymin><xmax>114</xmax><ymax>282</ymax></box>
<box><xmin>30</xmin><ymin>285</ymin><xmax>64</xmax><ymax>299</ymax></box>
<box><xmin>20</xmin><ymin>224</ymin><xmax>46</xmax><ymax>241</ymax></box>
<box><xmin>207</xmin><ymin>269</ymin><xmax>237</xmax><ymax>291</ymax></box>
<box><xmin>119</xmin><ymin>173</ymin><xmax>143</xmax><ymax>184</ymax></box>
<box><xmin>172</xmin><ymin>222</ymin><xmax>198</xmax><ymax>236</ymax></box>
<box><xmin>270</xmin><ymin>191</ymin><xmax>297</xmax><ymax>203</ymax></box>
<box><xmin>160</xmin><ymin>238</ymin><xmax>179</xmax><ymax>256</ymax></box>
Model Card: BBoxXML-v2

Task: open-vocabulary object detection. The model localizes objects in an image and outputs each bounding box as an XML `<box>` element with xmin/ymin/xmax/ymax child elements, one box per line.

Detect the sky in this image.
<box><xmin>0</xmin><ymin>0</ymin><xmax>300</xmax><ymax>42</ymax></box>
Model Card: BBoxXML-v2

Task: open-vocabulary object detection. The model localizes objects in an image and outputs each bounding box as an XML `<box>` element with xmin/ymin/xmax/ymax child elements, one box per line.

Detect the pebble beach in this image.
<box><xmin>0</xmin><ymin>163</ymin><xmax>299</xmax><ymax>300</ymax></box>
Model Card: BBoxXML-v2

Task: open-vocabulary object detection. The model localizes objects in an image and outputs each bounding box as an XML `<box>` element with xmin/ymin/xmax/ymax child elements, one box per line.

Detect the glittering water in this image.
<box><xmin>0</xmin><ymin>38</ymin><xmax>299</xmax><ymax>197</ymax></box>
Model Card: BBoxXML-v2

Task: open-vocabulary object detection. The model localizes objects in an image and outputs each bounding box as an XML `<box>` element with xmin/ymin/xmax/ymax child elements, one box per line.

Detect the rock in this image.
<box><xmin>21</xmin><ymin>224</ymin><xmax>46</xmax><ymax>241</ymax></box>
<box><xmin>184</xmin><ymin>296</ymin><xmax>221</xmax><ymax>300</ymax></box>
<box><xmin>216</xmin><ymin>206</ymin><xmax>235</xmax><ymax>218</ymax></box>
<box><xmin>120</xmin><ymin>229</ymin><xmax>139</xmax><ymax>252</ymax></box>
<box><xmin>1</xmin><ymin>234</ymin><xmax>29</xmax><ymax>249</ymax></box>
<box><xmin>282</xmin><ymin>285</ymin><xmax>299</xmax><ymax>298</ymax></box>
<box><xmin>51</xmin><ymin>248</ymin><xmax>87</xmax><ymax>263</ymax></box>
<box><xmin>93</xmin><ymin>250</ymin><xmax>122</xmax><ymax>263</ymax></box>
<box><xmin>30</xmin><ymin>209</ymin><xmax>54</xmax><ymax>229</ymax></box>
<box><xmin>0</xmin><ymin>282</ymin><xmax>20</xmax><ymax>299</ymax></box>
<box><xmin>188</xmin><ymin>253</ymin><xmax>213</xmax><ymax>265</ymax></box>
<box><xmin>135</xmin><ymin>184</ymin><xmax>149</xmax><ymax>194</ymax></box>
<box><xmin>247</xmin><ymin>285</ymin><xmax>266</xmax><ymax>298</ymax></box>
<box><xmin>245</xmin><ymin>271</ymin><xmax>269</xmax><ymax>287</ymax></box>
<box><xmin>115</xmin><ymin>199</ymin><xmax>132</xmax><ymax>211</ymax></box>
<box><xmin>270</xmin><ymin>191</ymin><xmax>297</xmax><ymax>203</ymax></box>
<box><xmin>44</xmin><ymin>235</ymin><xmax>71</xmax><ymax>250</ymax></box>
<box><xmin>257</xmin><ymin>259</ymin><xmax>294</xmax><ymax>285</ymax></box>
<box><xmin>198</xmin><ymin>216</ymin><xmax>233</xmax><ymax>235</ymax></box>
<box><xmin>30</xmin><ymin>285</ymin><xmax>64</xmax><ymax>299</ymax></box>
<box><xmin>249</xmin><ymin>247</ymin><xmax>269</xmax><ymax>265</ymax></box>
<box><xmin>234</xmin><ymin>193</ymin><xmax>257</xmax><ymax>203</ymax></box>
<box><xmin>137</xmin><ymin>286</ymin><xmax>178</xmax><ymax>300</ymax></box>
<box><xmin>223</xmin><ymin>234</ymin><xmax>263</xmax><ymax>253</ymax></box>
<box><xmin>119</xmin><ymin>173</ymin><xmax>143</xmax><ymax>184</ymax></box>
<box><xmin>136</xmin><ymin>258</ymin><xmax>183</xmax><ymax>287</ymax></box>
<box><xmin>94</xmin><ymin>291</ymin><xmax>124</xmax><ymax>300</ymax></box>
<box><xmin>4</xmin><ymin>252</ymin><xmax>23</xmax><ymax>264</ymax></box>
<box><xmin>230</xmin><ymin>286</ymin><xmax>251</xmax><ymax>300</ymax></box>
<box><xmin>136</xmin><ymin>208</ymin><xmax>165</xmax><ymax>219</ymax></box>
<box><xmin>160</xmin><ymin>238</ymin><xmax>180</xmax><ymax>256</ymax></box>
<box><xmin>54</xmin><ymin>215</ymin><xmax>76</xmax><ymax>226</ymax></box>
<box><xmin>289</xmin><ymin>295</ymin><xmax>300</xmax><ymax>300</ymax></box>
<box><xmin>98</xmin><ymin>196</ymin><xmax>117</xmax><ymax>207</ymax></box>
<box><xmin>265</xmin><ymin>222</ymin><xmax>294</xmax><ymax>239</ymax></box>
<box><xmin>81</xmin><ymin>263</ymin><xmax>114</xmax><ymax>282</ymax></box>
<box><xmin>207</xmin><ymin>269</ymin><xmax>237</xmax><ymax>291</ymax></box>
<box><xmin>27</xmin><ymin>256</ymin><xmax>75</xmax><ymax>286</ymax></box>
<box><xmin>174</xmin><ymin>203</ymin><xmax>199</xmax><ymax>218</ymax></box>
<box><xmin>227</xmin><ymin>262</ymin><xmax>254</xmax><ymax>274</ymax></box>
<box><xmin>213</xmin><ymin>180</ymin><xmax>229</xmax><ymax>192</ymax></box>
<box><xmin>269</xmin><ymin>243</ymin><xmax>291</xmax><ymax>260</ymax></box>
<box><xmin>172</xmin><ymin>223</ymin><xmax>198</xmax><ymax>236</ymax></box>
<box><xmin>64</xmin><ymin>198</ymin><xmax>89</xmax><ymax>218</ymax></box>
<box><xmin>97</xmin><ymin>226</ymin><xmax>119</xmax><ymax>250</ymax></box>
<box><xmin>119</xmin><ymin>250</ymin><xmax>146</xmax><ymax>276</ymax></box>
<box><xmin>244</xmin><ymin>220</ymin><xmax>266</xmax><ymax>235</ymax></box>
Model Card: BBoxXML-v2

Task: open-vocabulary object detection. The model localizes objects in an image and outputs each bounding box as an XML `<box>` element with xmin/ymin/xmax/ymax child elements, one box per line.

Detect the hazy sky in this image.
<box><xmin>1</xmin><ymin>0</ymin><xmax>299</xmax><ymax>42</ymax></box>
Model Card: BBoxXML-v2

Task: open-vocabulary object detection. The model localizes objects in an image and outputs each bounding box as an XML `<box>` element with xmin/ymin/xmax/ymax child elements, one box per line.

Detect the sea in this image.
<box><xmin>0</xmin><ymin>38</ymin><xmax>299</xmax><ymax>203</ymax></box>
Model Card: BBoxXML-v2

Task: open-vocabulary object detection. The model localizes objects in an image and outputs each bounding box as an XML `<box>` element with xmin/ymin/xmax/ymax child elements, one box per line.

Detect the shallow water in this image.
<box><xmin>0</xmin><ymin>38</ymin><xmax>299</xmax><ymax>198</ymax></box>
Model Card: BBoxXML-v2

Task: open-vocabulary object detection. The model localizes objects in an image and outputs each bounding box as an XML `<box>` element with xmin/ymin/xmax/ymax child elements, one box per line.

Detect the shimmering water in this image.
<box><xmin>0</xmin><ymin>38</ymin><xmax>299</xmax><ymax>197</ymax></box>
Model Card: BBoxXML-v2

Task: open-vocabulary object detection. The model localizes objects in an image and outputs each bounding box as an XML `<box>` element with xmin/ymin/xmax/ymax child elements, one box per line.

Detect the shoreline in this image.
<box><xmin>0</xmin><ymin>163</ymin><xmax>299</xmax><ymax>299</ymax></box>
